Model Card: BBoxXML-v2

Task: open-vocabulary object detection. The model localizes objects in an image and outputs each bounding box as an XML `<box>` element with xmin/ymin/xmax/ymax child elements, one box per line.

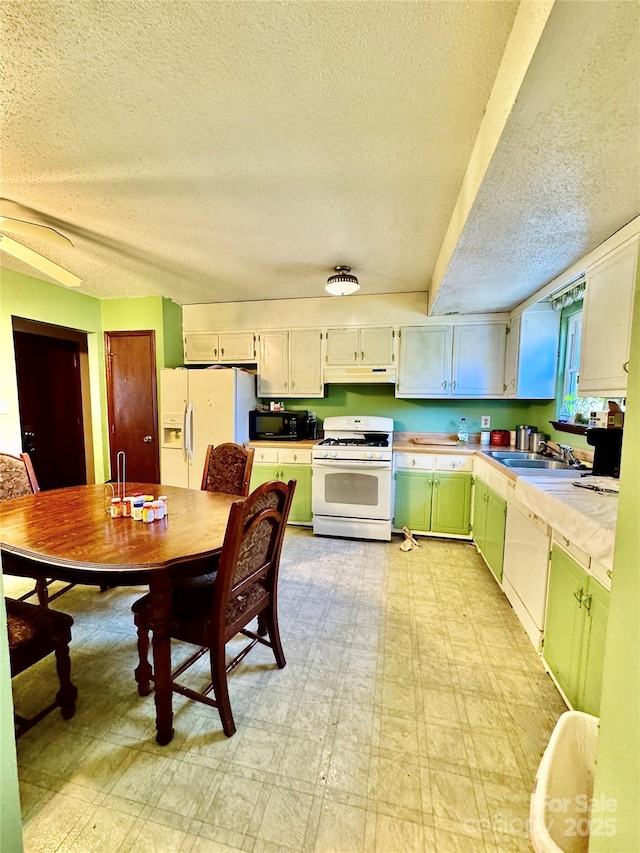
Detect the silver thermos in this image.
<box><xmin>515</xmin><ymin>424</ymin><xmax>532</xmax><ymax>450</ymax></box>
<box><xmin>529</xmin><ymin>431</ymin><xmax>545</xmax><ymax>453</ymax></box>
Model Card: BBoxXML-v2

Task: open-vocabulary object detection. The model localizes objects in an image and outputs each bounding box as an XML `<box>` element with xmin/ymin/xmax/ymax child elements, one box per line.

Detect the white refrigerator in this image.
<box><xmin>160</xmin><ymin>367</ymin><xmax>256</xmax><ymax>489</ymax></box>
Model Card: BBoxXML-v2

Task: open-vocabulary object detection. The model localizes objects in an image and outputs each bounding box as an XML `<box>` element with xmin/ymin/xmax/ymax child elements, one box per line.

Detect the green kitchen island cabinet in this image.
<box><xmin>543</xmin><ymin>544</ymin><xmax>610</xmax><ymax>716</ymax></box>
<box><xmin>472</xmin><ymin>478</ymin><xmax>507</xmax><ymax>583</ymax></box>
<box><xmin>249</xmin><ymin>447</ymin><xmax>312</xmax><ymax>525</ymax></box>
<box><xmin>393</xmin><ymin>470</ymin><xmax>472</xmax><ymax>537</ymax></box>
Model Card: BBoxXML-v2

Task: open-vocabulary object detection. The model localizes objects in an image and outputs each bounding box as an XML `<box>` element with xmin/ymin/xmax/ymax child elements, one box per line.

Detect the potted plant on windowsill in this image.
<box><xmin>558</xmin><ymin>394</ymin><xmax>576</xmax><ymax>424</ymax></box>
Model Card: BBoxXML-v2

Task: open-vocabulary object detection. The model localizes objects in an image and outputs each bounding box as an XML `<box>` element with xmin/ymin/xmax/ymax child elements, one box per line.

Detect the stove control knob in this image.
<box><xmin>330</xmin><ymin>450</ymin><xmax>337</xmax><ymax>458</ymax></box>
<box><xmin>366</xmin><ymin>452</ymin><xmax>373</xmax><ymax>459</ymax></box>
<box><xmin>375</xmin><ymin>452</ymin><xmax>382</xmax><ymax>460</ymax></box>
<box><xmin>321</xmin><ymin>449</ymin><xmax>328</xmax><ymax>458</ymax></box>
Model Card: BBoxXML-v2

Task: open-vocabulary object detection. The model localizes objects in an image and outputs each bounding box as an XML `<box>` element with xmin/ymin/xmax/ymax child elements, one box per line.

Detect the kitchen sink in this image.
<box><xmin>485</xmin><ymin>451</ymin><xmax>541</xmax><ymax>460</ymax></box>
<box><xmin>500</xmin><ymin>458</ymin><xmax>572</xmax><ymax>469</ymax></box>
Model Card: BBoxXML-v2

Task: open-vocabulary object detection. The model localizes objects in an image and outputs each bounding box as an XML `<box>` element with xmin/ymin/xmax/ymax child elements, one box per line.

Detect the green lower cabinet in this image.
<box><xmin>472</xmin><ymin>478</ymin><xmax>506</xmax><ymax>583</ymax></box>
<box><xmin>250</xmin><ymin>463</ymin><xmax>312</xmax><ymax>524</ymax></box>
<box><xmin>393</xmin><ymin>471</ymin><xmax>471</xmax><ymax>536</ymax></box>
<box><xmin>431</xmin><ymin>473</ymin><xmax>472</xmax><ymax>536</ymax></box>
<box><xmin>279</xmin><ymin>464</ymin><xmax>312</xmax><ymax>523</ymax></box>
<box><xmin>472</xmin><ymin>478</ymin><xmax>488</xmax><ymax>555</ymax></box>
<box><xmin>543</xmin><ymin>545</ymin><xmax>610</xmax><ymax>715</ymax></box>
<box><xmin>250</xmin><ymin>463</ymin><xmax>280</xmax><ymax>490</ymax></box>
<box><xmin>484</xmin><ymin>487</ymin><xmax>506</xmax><ymax>583</ymax></box>
<box><xmin>393</xmin><ymin>471</ymin><xmax>433</xmax><ymax>532</ymax></box>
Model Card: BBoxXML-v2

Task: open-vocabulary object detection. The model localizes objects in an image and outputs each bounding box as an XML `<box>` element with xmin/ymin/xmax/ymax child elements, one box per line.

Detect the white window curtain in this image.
<box><xmin>550</xmin><ymin>278</ymin><xmax>586</xmax><ymax>311</ymax></box>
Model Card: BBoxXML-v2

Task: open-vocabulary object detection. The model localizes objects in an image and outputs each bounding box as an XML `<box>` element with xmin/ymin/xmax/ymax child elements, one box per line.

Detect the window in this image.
<box><xmin>557</xmin><ymin>302</ymin><xmax>624</xmax><ymax>427</ymax></box>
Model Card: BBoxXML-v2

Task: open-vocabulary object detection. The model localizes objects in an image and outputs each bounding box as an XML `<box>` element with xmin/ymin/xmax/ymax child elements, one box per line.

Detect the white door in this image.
<box><xmin>258</xmin><ymin>330</ymin><xmax>289</xmax><ymax>396</ymax></box>
<box><xmin>397</xmin><ymin>326</ymin><xmax>452</xmax><ymax>397</ymax></box>
<box><xmin>289</xmin><ymin>328</ymin><xmax>323</xmax><ymax>396</ymax></box>
<box><xmin>451</xmin><ymin>323</ymin><xmax>506</xmax><ymax>397</ymax></box>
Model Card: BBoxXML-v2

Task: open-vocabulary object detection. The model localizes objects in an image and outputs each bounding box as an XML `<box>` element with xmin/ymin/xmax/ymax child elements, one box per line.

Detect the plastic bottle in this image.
<box><xmin>457</xmin><ymin>417</ymin><xmax>469</xmax><ymax>443</ymax></box>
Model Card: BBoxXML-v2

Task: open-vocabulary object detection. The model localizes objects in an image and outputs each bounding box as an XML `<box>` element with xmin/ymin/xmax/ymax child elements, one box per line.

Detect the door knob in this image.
<box><xmin>143</xmin><ymin>435</ymin><xmax>153</xmax><ymax>443</ymax></box>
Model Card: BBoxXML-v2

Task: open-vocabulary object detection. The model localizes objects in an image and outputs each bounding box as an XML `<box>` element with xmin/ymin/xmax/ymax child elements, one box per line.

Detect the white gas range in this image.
<box><xmin>312</xmin><ymin>416</ymin><xmax>394</xmax><ymax>541</ymax></box>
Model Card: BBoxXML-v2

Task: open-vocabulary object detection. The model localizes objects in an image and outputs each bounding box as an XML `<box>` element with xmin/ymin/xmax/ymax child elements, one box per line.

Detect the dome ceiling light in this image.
<box><xmin>325</xmin><ymin>265</ymin><xmax>360</xmax><ymax>296</ymax></box>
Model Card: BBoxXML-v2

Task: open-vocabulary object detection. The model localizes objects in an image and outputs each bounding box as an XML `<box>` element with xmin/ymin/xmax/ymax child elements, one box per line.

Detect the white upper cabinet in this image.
<box><xmin>289</xmin><ymin>328</ymin><xmax>323</xmax><ymax>396</ymax></box>
<box><xmin>184</xmin><ymin>330</ymin><xmax>255</xmax><ymax>363</ymax></box>
<box><xmin>504</xmin><ymin>303</ymin><xmax>560</xmax><ymax>399</ymax></box>
<box><xmin>257</xmin><ymin>329</ymin><xmax>324</xmax><ymax>398</ymax></box>
<box><xmin>257</xmin><ymin>330</ymin><xmax>289</xmax><ymax>396</ymax></box>
<box><xmin>326</xmin><ymin>326</ymin><xmax>395</xmax><ymax>366</ymax></box>
<box><xmin>451</xmin><ymin>323</ymin><xmax>506</xmax><ymax>396</ymax></box>
<box><xmin>397</xmin><ymin>322</ymin><xmax>506</xmax><ymax>398</ymax></box>
<box><xmin>579</xmin><ymin>239</ymin><xmax>638</xmax><ymax>396</ymax></box>
<box><xmin>397</xmin><ymin>326</ymin><xmax>452</xmax><ymax>396</ymax></box>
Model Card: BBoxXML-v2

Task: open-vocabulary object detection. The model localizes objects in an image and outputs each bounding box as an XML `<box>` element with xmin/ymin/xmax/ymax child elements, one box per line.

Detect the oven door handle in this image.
<box><xmin>312</xmin><ymin>459</ymin><xmax>391</xmax><ymax>469</ymax></box>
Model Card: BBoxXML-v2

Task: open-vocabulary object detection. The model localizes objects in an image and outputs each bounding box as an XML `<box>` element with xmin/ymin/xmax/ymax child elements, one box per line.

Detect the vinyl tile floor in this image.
<box><xmin>5</xmin><ymin>528</ymin><xmax>567</xmax><ymax>852</ymax></box>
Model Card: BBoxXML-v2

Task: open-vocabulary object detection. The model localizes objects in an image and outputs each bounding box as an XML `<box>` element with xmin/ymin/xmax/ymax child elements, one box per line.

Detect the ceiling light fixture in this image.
<box><xmin>325</xmin><ymin>265</ymin><xmax>360</xmax><ymax>296</ymax></box>
<box><xmin>0</xmin><ymin>232</ymin><xmax>82</xmax><ymax>287</ymax></box>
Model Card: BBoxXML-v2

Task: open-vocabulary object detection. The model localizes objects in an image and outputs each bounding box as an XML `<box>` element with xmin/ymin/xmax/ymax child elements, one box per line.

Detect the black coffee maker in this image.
<box><xmin>586</xmin><ymin>428</ymin><xmax>624</xmax><ymax>478</ymax></box>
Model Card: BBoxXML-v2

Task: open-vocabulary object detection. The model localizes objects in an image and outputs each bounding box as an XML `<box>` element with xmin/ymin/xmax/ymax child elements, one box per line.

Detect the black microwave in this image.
<box><xmin>249</xmin><ymin>410</ymin><xmax>310</xmax><ymax>441</ymax></box>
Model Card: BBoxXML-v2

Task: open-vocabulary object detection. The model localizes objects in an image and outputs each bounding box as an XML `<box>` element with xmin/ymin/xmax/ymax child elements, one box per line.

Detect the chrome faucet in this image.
<box><xmin>559</xmin><ymin>444</ymin><xmax>580</xmax><ymax>466</ymax></box>
<box><xmin>537</xmin><ymin>441</ymin><xmax>580</xmax><ymax>466</ymax></box>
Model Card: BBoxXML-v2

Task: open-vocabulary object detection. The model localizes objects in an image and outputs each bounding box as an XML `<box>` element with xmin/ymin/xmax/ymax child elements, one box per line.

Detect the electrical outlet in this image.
<box><xmin>481</xmin><ymin>415</ymin><xmax>491</xmax><ymax>429</ymax></box>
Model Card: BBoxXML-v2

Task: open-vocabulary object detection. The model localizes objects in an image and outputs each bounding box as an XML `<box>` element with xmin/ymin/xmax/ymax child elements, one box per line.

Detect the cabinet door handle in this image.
<box><xmin>623</xmin><ymin>361</ymin><xmax>630</xmax><ymax>373</ymax></box>
<box><xmin>412</xmin><ymin>459</ymin><xmax>416</xmax><ymax>466</ymax></box>
<box><xmin>221</xmin><ymin>348</ymin><xmax>224</xmax><ymax>357</ymax></box>
<box><xmin>573</xmin><ymin>587</ymin><xmax>584</xmax><ymax>607</ymax></box>
<box><xmin>451</xmin><ymin>380</ymin><xmax>457</xmax><ymax>390</ymax></box>
<box><xmin>214</xmin><ymin>348</ymin><xmax>218</xmax><ymax>357</ymax></box>
<box><xmin>354</xmin><ymin>351</ymin><xmax>358</xmax><ymax>361</ymax></box>
<box><xmin>361</xmin><ymin>351</ymin><xmax>365</xmax><ymax>361</ymax></box>
<box><xmin>583</xmin><ymin>594</ymin><xmax>592</xmax><ymax>613</ymax></box>
<box><xmin>441</xmin><ymin>380</ymin><xmax>447</xmax><ymax>389</ymax></box>
<box><xmin>503</xmin><ymin>383</ymin><xmax>507</xmax><ymax>392</ymax></box>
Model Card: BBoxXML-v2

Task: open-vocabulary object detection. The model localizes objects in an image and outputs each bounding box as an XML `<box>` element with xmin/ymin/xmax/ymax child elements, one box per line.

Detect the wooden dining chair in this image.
<box><xmin>0</xmin><ymin>451</ymin><xmax>74</xmax><ymax>606</ymax></box>
<box><xmin>5</xmin><ymin>597</ymin><xmax>77</xmax><ymax>736</ymax></box>
<box><xmin>201</xmin><ymin>442</ymin><xmax>255</xmax><ymax>496</ymax></box>
<box><xmin>131</xmin><ymin>478</ymin><xmax>296</xmax><ymax>736</ymax></box>
<box><xmin>168</xmin><ymin>443</ymin><xmax>257</xmax><ymax>595</ymax></box>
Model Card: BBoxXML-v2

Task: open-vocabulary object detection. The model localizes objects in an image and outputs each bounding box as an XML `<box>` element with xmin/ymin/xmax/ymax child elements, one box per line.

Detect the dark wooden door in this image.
<box><xmin>14</xmin><ymin>331</ymin><xmax>87</xmax><ymax>490</ymax></box>
<box><xmin>105</xmin><ymin>331</ymin><xmax>160</xmax><ymax>483</ymax></box>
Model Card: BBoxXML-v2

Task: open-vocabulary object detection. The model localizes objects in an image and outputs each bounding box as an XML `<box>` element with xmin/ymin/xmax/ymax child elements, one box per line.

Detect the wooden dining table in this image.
<box><xmin>0</xmin><ymin>482</ymin><xmax>240</xmax><ymax>745</ymax></box>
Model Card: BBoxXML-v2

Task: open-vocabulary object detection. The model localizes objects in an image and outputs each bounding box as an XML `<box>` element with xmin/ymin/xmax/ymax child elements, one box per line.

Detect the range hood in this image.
<box><xmin>323</xmin><ymin>366</ymin><xmax>397</xmax><ymax>385</ymax></box>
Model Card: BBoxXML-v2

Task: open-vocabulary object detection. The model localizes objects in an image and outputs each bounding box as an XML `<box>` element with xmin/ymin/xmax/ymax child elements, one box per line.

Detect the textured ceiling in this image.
<box><xmin>0</xmin><ymin>1</ymin><xmax>638</xmax><ymax>312</ymax></box>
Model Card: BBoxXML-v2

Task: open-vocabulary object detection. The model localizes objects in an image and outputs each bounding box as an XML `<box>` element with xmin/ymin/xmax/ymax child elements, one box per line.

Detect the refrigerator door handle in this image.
<box><xmin>188</xmin><ymin>402</ymin><xmax>195</xmax><ymax>462</ymax></box>
<box><xmin>182</xmin><ymin>401</ymin><xmax>189</xmax><ymax>462</ymax></box>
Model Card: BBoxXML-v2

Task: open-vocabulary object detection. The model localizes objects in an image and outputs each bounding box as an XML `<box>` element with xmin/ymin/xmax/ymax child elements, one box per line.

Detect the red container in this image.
<box><xmin>490</xmin><ymin>429</ymin><xmax>511</xmax><ymax>446</ymax></box>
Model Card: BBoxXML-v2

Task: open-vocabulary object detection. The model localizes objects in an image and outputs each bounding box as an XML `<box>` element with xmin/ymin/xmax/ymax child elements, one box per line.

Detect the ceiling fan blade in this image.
<box><xmin>0</xmin><ymin>233</ymin><xmax>82</xmax><ymax>287</ymax></box>
<box><xmin>0</xmin><ymin>216</ymin><xmax>74</xmax><ymax>247</ymax></box>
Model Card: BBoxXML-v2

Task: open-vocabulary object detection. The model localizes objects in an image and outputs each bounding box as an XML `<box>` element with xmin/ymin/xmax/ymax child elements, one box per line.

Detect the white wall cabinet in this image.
<box><xmin>579</xmin><ymin>238</ymin><xmax>638</xmax><ymax>396</ymax></box>
<box><xmin>397</xmin><ymin>322</ymin><xmax>507</xmax><ymax>398</ymax></box>
<box><xmin>325</xmin><ymin>326</ymin><xmax>395</xmax><ymax>366</ymax></box>
<box><xmin>257</xmin><ymin>329</ymin><xmax>323</xmax><ymax>398</ymax></box>
<box><xmin>184</xmin><ymin>330</ymin><xmax>256</xmax><ymax>364</ymax></box>
<box><xmin>504</xmin><ymin>303</ymin><xmax>560</xmax><ymax>399</ymax></box>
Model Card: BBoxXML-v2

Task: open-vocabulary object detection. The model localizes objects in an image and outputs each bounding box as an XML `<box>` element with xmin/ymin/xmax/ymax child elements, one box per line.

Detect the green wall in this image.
<box><xmin>590</xmin><ymin>265</ymin><xmax>640</xmax><ymax>851</ymax></box>
<box><xmin>266</xmin><ymin>384</ymin><xmax>557</xmax><ymax>437</ymax></box>
<box><xmin>0</xmin><ymin>269</ymin><xmax>106</xmax><ymax>478</ymax></box>
<box><xmin>0</xmin><ymin>572</ymin><xmax>23</xmax><ymax>853</ymax></box>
